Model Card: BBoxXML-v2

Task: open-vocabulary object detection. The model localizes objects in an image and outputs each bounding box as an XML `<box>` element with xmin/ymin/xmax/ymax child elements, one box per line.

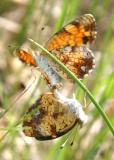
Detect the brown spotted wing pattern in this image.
<box><xmin>45</xmin><ymin>14</ymin><xmax>96</xmax><ymax>79</ymax></box>
<box><xmin>23</xmin><ymin>92</ymin><xmax>82</xmax><ymax>140</ymax></box>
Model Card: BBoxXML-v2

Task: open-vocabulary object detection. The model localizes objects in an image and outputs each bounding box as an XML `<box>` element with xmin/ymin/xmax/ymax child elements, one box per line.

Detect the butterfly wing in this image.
<box><xmin>49</xmin><ymin>45</ymin><xmax>95</xmax><ymax>79</ymax></box>
<box><xmin>23</xmin><ymin>92</ymin><xmax>81</xmax><ymax>140</ymax></box>
<box><xmin>45</xmin><ymin>14</ymin><xmax>96</xmax><ymax>79</ymax></box>
<box><xmin>16</xmin><ymin>49</ymin><xmax>37</xmax><ymax>67</ymax></box>
<box><xmin>46</xmin><ymin>14</ymin><xmax>96</xmax><ymax>51</ymax></box>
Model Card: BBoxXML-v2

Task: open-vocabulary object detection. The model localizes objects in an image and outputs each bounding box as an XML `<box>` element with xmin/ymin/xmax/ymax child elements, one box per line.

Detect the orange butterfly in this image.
<box><xmin>17</xmin><ymin>14</ymin><xmax>96</xmax><ymax>80</ymax></box>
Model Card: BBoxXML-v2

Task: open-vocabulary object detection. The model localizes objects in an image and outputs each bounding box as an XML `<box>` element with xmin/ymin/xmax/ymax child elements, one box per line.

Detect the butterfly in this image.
<box><xmin>23</xmin><ymin>90</ymin><xmax>87</xmax><ymax>140</ymax></box>
<box><xmin>16</xmin><ymin>14</ymin><xmax>96</xmax><ymax>140</ymax></box>
<box><xmin>17</xmin><ymin>14</ymin><xmax>96</xmax><ymax>81</ymax></box>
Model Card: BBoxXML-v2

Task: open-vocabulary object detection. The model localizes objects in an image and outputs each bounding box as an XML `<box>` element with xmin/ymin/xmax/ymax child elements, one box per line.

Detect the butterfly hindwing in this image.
<box><xmin>49</xmin><ymin>45</ymin><xmax>95</xmax><ymax>79</ymax></box>
<box><xmin>23</xmin><ymin>92</ymin><xmax>80</xmax><ymax>140</ymax></box>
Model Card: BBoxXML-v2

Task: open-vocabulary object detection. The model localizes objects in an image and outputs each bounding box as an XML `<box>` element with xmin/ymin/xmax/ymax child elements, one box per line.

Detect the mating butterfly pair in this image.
<box><xmin>16</xmin><ymin>14</ymin><xmax>96</xmax><ymax>140</ymax></box>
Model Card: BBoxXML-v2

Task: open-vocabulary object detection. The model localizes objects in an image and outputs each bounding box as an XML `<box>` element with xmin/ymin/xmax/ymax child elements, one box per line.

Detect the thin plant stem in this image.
<box><xmin>28</xmin><ymin>38</ymin><xmax>114</xmax><ymax>136</ymax></box>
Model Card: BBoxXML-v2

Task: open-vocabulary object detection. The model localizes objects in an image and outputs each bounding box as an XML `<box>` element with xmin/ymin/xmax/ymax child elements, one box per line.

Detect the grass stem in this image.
<box><xmin>28</xmin><ymin>38</ymin><xmax>114</xmax><ymax>136</ymax></box>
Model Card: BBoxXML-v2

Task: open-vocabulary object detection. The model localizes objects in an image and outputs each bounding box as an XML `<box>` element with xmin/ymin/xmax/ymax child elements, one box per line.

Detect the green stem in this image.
<box><xmin>28</xmin><ymin>38</ymin><xmax>114</xmax><ymax>136</ymax></box>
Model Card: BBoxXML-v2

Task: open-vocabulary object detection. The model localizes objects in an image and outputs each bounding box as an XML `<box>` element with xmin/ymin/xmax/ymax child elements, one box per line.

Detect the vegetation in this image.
<box><xmin>0</xmin><ymin>0</ymin><xmax>114</xmax><ymax>159</ymax></box>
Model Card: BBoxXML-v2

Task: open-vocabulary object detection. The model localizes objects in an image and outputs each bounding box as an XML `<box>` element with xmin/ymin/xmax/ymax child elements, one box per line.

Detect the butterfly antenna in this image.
<box><xmin>0</xmin><ymin>67</ymin><xmax>37</xmax><ymax>119</ymax></box>
<box><xmin>70</xmin><ymin>124</ymin><xmax>80</xmax><ymax>146</ymax></box>
<box><xmin>60</xmin><ymin>128</ymin><xmax>76</xmax><ymax>149</ymax></box>
<box><xmin>60</xmin><ymin>135</ymin><xmax>71</xmax><ymax>149</ymax></box>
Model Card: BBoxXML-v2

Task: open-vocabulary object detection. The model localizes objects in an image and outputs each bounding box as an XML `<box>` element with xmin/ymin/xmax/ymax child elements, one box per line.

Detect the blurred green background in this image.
<box><xmin>0</xmin><ymin>0</ymin><xmax>114</xmax><ymax>160</ymax></box>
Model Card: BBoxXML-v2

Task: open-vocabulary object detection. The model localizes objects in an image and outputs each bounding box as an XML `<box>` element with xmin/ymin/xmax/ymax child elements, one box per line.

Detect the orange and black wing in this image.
<box><xmin>15</xmin><ymin>49</ymin><xmax>37</xmax><ymax>67</ymax></box>
<box><xmin>46</xmin><ymin>14</ymin><xmax>97</xmax><ymax>51</ymax></box>
<box><xmin>45</xmin><ymin>14</ymin><xmax>97</xmax><ymax>79</ymax></box>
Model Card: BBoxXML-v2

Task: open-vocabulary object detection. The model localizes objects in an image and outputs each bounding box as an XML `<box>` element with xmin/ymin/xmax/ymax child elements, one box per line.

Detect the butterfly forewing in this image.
<box><xmin>46</xmin><ymin>14</ymin><xmax>96</xmax><ymax>51</ymax></box>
